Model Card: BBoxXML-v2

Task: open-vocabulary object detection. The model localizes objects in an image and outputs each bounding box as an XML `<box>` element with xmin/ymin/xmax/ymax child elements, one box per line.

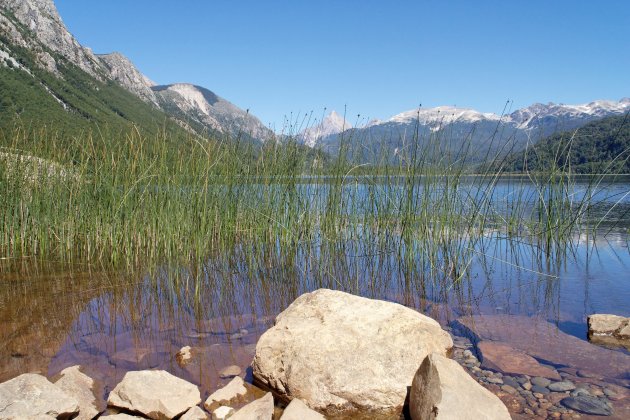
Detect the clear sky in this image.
<box><xmin>56</xmin><ymin>0</ymin><xmax>629</xmax><ymax>129</ymax></box>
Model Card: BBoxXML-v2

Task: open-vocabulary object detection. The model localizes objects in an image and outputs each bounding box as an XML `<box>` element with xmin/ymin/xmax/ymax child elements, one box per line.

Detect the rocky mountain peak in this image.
<box><xmin>98</xmin><ymin>52</ymin><xmax>158</xmax><ymax>106</ymax></box>
<box><xmin>301</xmin><ymin>111</ymin><xmax>353</xmax><ymax>147</ymax></box>
<box><xmin>0</xmin><ymin>0</ymin><xmax>104</xmax><ymax>78</ymax></box>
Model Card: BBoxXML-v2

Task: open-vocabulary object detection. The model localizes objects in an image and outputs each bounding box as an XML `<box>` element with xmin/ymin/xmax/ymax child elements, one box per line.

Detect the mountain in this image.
<box><xmin>497</xmin><ymin>114</ymin><xmax>630</xmax><ymax>174</ymax></box>
<box><xmin>0</xmin><ymin>0</ymin><xmax>270</xmax><ymax>141</ymax></box>
<box><xmin>301</xmin><ymin>111</ymin><xmax>353</xmax><ymax>147</ymax></box>
<box><xmin>305</xmin><ymin>100</ymin><xmax>630</xmax><ymax>163</ymax></box>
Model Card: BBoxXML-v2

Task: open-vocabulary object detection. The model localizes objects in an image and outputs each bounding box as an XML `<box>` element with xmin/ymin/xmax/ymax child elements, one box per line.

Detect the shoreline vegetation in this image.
<box><xmin>1</xmin><ymin>114</ymin><xmax>629</xmax><ymax>276</ymax></box>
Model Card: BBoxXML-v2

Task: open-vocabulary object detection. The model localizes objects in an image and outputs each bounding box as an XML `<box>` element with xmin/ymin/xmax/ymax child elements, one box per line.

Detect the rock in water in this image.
<box><xmin>588</xmin><ymin>314</ymin><xmax>630</xmax><ymax>338</ymax></box>
<box><xmin>281</xmin><ymin>398</ymin><xmax>325</xmax><ymax>419</ymax></box>
<box><xmin>561</xmin><ymin>395</ymin><xmax>613</xmax><ymax>416</ymax></box>
<box><xmin>0</xmin><ymin>373</ymin><xmax>79</xmax><ymax>419</ymax></box>
<box><xmin>477</xmin><ymin>341</ymin><xmax>561</xmax><ymax>380</ymax></box>
<box><xmin>107</xmin><ymin>370</ymin><xmax>201</xmax><ymax>420</ymax></box>
<box><xmin>252</xmin><ymin>289</ymin><xmax>453</xmax><ymax>417</ymax></box>
<box><xmin>230</xmin><ymin>392</ymin><xmax>274</xmax><ymax>420</ymax></box>
<box><xmin>54</xmin><ymin>365</ymin><xmax>102</xmax><ymax>420</ymax></box>
<box><xmin>204</xmin><ymin>376</ymin><xmax>248</xmax><ymax>409</ymax></box>
<box><xmin>409</xmin><ymin>353</ymin><xmax>511</xmax><ymax>420</ymax></box>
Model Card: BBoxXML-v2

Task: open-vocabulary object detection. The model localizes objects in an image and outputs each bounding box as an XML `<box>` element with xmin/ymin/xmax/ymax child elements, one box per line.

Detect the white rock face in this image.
<box><xmin>107</xmin><ymin>370</ymin><xmax>201</xmax><ymax>420</ymax></box>
<box><xmin>204</xmin><ymin>376</ymin><xmax>247</xmax><ymax>409</ymax></box>
<box><xmin>280</xmin><ymin>398</ymin><xmax>325</xmax><ymax>420</ymax></box>
<box><xmin>252</xmin><ymin>289</ymin><xmax>453</xmax><ymax>417</ymax></box>
<box><xmin>211</xmin><ymin>405</ymin><xmax>235</xmax><ymax>420</ymax></box>
<box><xmin>0</xmin><ymin>373</ymin><xmax>79</xmax><ymax>419</ymax></box>
<box><xmin>409</xmin><ymin>353</ymin><xmax>510</xmax><ymax>420</ymax></box>
<box><xmin>152</xmin><ymin>83</ymin><xmax>272</xmax><ymax>141</ymax></box>
<box><xmin>230</xmin><ymin>392</ymin><xmax>274</xmax><ymax>420</ymax></box>
<box><xmin>54</xmin><ymin>365</ymin><xmax>101</xmax><ymax>420</ymax></box>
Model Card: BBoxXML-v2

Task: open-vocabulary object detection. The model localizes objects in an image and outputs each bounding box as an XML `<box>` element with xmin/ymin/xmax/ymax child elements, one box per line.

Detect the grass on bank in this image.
<box><xmin>0</xmin><ymin>118</ymin><xmax>628</xmax><ymax>285</ymax></box>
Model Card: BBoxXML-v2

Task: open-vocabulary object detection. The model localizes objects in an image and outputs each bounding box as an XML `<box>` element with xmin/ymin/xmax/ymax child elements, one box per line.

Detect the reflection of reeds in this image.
<box><xmin>0</xmin><ymin>120</ymin><xmax>628</xmax><ymax>285</ymax></box>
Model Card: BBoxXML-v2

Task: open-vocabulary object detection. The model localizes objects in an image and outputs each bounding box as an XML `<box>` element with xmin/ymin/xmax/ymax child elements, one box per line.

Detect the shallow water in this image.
<box><xmin>1</xmin><ymin>178</ymin><xmax>630</xmax><ymax>417</ymax></box>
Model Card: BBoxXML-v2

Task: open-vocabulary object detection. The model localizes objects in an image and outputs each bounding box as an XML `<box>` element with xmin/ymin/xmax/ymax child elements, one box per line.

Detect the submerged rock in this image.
<box><xmin>561</xmin><ymin>395</ymin><xmax>613</xmax><ymax>416</ymax></box>
<box><xmin>252</xmin><ymin>289</ymin><xmax>452</xmax><ymax>417</ymax></box>
<box><xmin>219</xmin><ymin>365</ymin><xmax>242</xmax><ymax>379</ymax></box>
<box><xmin>0</xmin><ymin>373</ymin><xmax>79</xmax><ymax>419</ymax></box>
<box><xmin>176</xmin><ymin>346</ymin><xmax>193</xmax><ymax>366</ymax></box>
<box><xmin>54</xmin><ymin>365</ymin><xmax>102</xmax><ymax>420</ymax></box>
<box><xmin>409</xmin><ymin>353</ymin><xmax>511</xmax><ymax>420</ymax></box>
<box><xmin>454</xmin><ymin>315</ymin><xmax>630</xmax><ymax>378</ymax></box>
<box><xmin>230</xmin><ymin>392</ymin><xmax>274</xmax><ymax>420</ymax></box>
<box><xmin>107</xmin><ymin>370</ymin><xmax>201</xmax><ymax>420</ymax></box>
<box><xmin>280</xmin><ymin>398</ymin><xmax>325</xmax><ymax>420</ymax></box>
<box><xmin>477</xmin><ymin>341</ymin><xmax>561</xmax><ymax>380</ymax></box>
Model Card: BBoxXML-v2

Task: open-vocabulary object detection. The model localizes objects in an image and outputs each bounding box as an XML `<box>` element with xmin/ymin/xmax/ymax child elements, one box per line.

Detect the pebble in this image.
<box><xmin>522</xmin><ymin>381</ymin><xmax>532</xmax><ymax>391</ymax></box>
<box><xmin>486</xmin><ymin>377</ymin><xmax>503</xmax><ymax>385</ymax></box>
<box><xmin>603</xmin><ymin>388</ymin><xmax>616</xmax><ymax>397</ymax></box>
<box><xmin>576</xmin><ymin>370</ymin><xmax>601</xmax><ymax>379</ymax></box>
<box><xmin>501</xmin><ymin>385</ymin><xmax>517</xmax><ymax>395</ymax></box>
<box><xmin>561</xmin><ymin>395</ymin><xmax>613</xmax><ymax>416</ymax></box>
<box><xmin>549</xmin><ymin>381</ymin><xmax>576</xmax><ymax>392</ymax></box>
<box><xmin>532</xmin><ymin>386</ymin><xmax>550</xmax><ymax>396</ymax></box>
<box><xmin>463</xmin><ymin>350</ymin><xmax>474</xmax><ymax>358</ymax></box>
<box><xmin>502</xmin><ymin>376</ymin><xmax>520</xmax><ymax>389</ymax></box>
<box><xmin>218</xmin><ymin>365</ymin><xmax>242</xmax><ymax>379</ymax></box>
<box><xmin>531</xmin><ymin>377</ymin><xmax>552</xmax><ymax>388</ymax></box>
<box><xmin>523</xmin><ymin>407</ymin><xmax>535</xmax><ymax>415</ymax></box>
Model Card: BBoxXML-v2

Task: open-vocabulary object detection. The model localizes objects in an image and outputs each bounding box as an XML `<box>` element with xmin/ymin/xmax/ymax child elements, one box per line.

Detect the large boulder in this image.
<box><xmin>0</xmin><ymin>373</ymin><xmax>79</xmax><ymax>419</ymax></box>
<box><xmin>252</xmin><ymin>289</ymin><xmax>453</xmax><ymax>417</ymax></box>
<box><xmin>107</xmin><ymin>370</ymin><xmax>201</xmax><ymax>420</ymax></box>
<box><xmin>409</xmin><ymin>353</ymin><xmax>510</xmax><ymax>420</ymax></box>
<box><xmin>54</xmin><ymin>365</ymin><xmax>102</xmax><ymax>420</ymax></box>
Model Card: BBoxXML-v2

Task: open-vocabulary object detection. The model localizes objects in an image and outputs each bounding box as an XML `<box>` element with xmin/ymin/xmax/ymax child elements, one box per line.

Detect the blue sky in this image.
<box><xmin>56</xmin><ymin>0</ymin><xmax>629</xmax><ymax>129</ymax></box>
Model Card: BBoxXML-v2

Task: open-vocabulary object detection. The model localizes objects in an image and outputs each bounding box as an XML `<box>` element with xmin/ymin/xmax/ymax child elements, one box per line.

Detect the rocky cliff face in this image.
<box><xmin>98</xmin><ymin>52</ymin><xmax>158</xmax><ymax>106</ymax></box>
<box><xmin>0</xmin><ymin>0</ymin><xmax>104</xmax><ymax>78</ymax></box>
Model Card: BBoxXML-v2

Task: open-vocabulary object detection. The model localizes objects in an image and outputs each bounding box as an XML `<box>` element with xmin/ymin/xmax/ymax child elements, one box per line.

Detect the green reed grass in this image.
<box><xmin>0</xmin><ymin>119</ymin><xmax>625</xmax><ymax>284</ymax></box>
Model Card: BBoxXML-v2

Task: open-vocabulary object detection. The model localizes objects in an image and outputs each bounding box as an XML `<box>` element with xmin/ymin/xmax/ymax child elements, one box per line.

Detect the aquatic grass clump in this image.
<box><xmin>0</xmin><ymin>118</ymin><xmax>628</xmax><ymax>285</ymax></box>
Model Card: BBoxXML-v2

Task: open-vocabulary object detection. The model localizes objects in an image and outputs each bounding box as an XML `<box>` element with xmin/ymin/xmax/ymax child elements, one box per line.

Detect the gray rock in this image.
<box><xmin>561</xmin><ymin>396</ymin><xmax>613</xmax><ymax>416</ymax></box>
<box><xmin>531</xmin><ymin>377</ymin><xmax>551</xmax><ymax>387</ymax></box>
<box><xmin>0</xmin><ymin>373</ymin><xmax>79</xmax><ymax>419</ymax></box>
<box><xmin>107</xmin><ymin>370</ymin><xmax>201</xmax><ymax>420</ymax></box>
<box><xmin>231</xmin><ymin>392</ymin><xmax>274</xmax><ymax>420</ymax></box>
<box><xmin>54</xmin><ymin>366</ymin><xmax>101</xmax><ymax>420</ymax></box>
<box><xmin>486</xmin><ymin>377</ymin><xmax>504</xmax><ymax>384</ymax></box>
<box><xmin>280</xmin><ymin>398</ymin><xmax>325</xmax><ymax>420</ymax></box>
<box><xmin>548</xmin><ymin>381</ymin><xmax>576</xmax><ymax>392</ymax></box>
<box><xmin>252</xmin><ymin>289</ymin><xmax>453</xmax><ymax>417</ymax></box>
<box><xmin>204</xmin><ymin>376</ymin><xmax>247</xmax><ymax>409</ymax></box>
<box><xmin>409</xmin><ymin>353</ymin><xmax>511</xmax><ymax>420</ymax></box>
<box><xmin>531</xmin><ymin>385</ymin><xmax>550</xmax><ymax>395</ymax></box>
<box><xmin>502</xmin><ymin>376</ymin><xmax>520</xmax><ymax>389</ymax></box>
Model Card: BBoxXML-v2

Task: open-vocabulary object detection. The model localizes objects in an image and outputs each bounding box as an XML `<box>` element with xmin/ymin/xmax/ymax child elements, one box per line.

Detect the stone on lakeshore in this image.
<box><xmin>219</xmin><ymin>365</ymin><xmax>242</xmax><ymax>379</ymax></box>
<box><xmin>453</xmin><ymin>314</ymin><xmax>630</xmax><ymax>378</ymax></box>
<box><xmin>100</xmin><ymin>415</ymin><xmax>144</xmax><ymax>419</ymax></box>
<box><xmin>409</xmin><ymin>353</ymin><xmax>510</xmax><ymax>420</ymax></box>
<box><xmin>177</xmin><ymin>346</ymin><xmax>193</xmax><ymax>366</ymax></box>
<box><xmin>107</xmin><ymin>370</ymin><xmax>201</xmax><ymax>420</ymax></box>
<box><xmin>204</xmin><ymin>376</ymin><xmax>247</xmax><ymax>409</ymax></box>
<box><xmin>280</xmin><ymin>398</ymin><xmax>325</xmax><ymax>420</ymax></box>
<box><xmin>561</xmin><ymin>395</ymin><xmax>613</xmax><ymax>416</ymax></box>
<box><xmin>588</xmin><ymin>314</ymin><xmax>630</xmax><ymax>338</ymax></box>
<box><xmin>211</xmin><ymin>406</ymin><xmax>235</xmax><ymax>420</ymax></box>
<box><xmin>181</xmin><ymin>405</ymin><xmax>209</xmax><ymax>420</ymax></box>
<box><xmin>54</xmin><ymin>365</ymin><xmax>102</xmax><ymax>420</ymax></box>
<box><xmin>477</xmin><ymin>341</ymin><xmax>561</xmax><ymax>380</ymax></box>
<box><xmin>0</xmin><ymin>373</ymin><xmax>79</xmax><ymax>419</ymax></box>
<box><xmin>548</xmin><ymin>381</ymin><xmax>576</xmax><ymax>392</ymax></box>
<box><xmin>252</xmin><ymin>289</ymin><xmax>452</xmax><ymax>417</ymax></box>
<box><xmin>230</xmin><ymin>392</ymin><xmax>274</xmax><ymax>420</ymax></box>
<box><xmin>531</xmin><ymin>385</ymin><xmax>550</xmax><ymax>395</ymax></box>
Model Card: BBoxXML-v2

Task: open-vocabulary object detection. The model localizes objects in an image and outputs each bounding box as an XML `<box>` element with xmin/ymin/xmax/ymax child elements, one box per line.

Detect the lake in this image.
<box><xmin>1</xmin><ymin>176</ymin><xmax>630</xmax><ymax>417</ymax></box>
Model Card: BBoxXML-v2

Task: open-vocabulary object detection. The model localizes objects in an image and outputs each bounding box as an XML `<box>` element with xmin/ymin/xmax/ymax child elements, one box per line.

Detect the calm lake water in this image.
<box><xmin>1</xmin><ymin>176</ymin><xmax>629</xmax><ymax>416</ymax></box>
